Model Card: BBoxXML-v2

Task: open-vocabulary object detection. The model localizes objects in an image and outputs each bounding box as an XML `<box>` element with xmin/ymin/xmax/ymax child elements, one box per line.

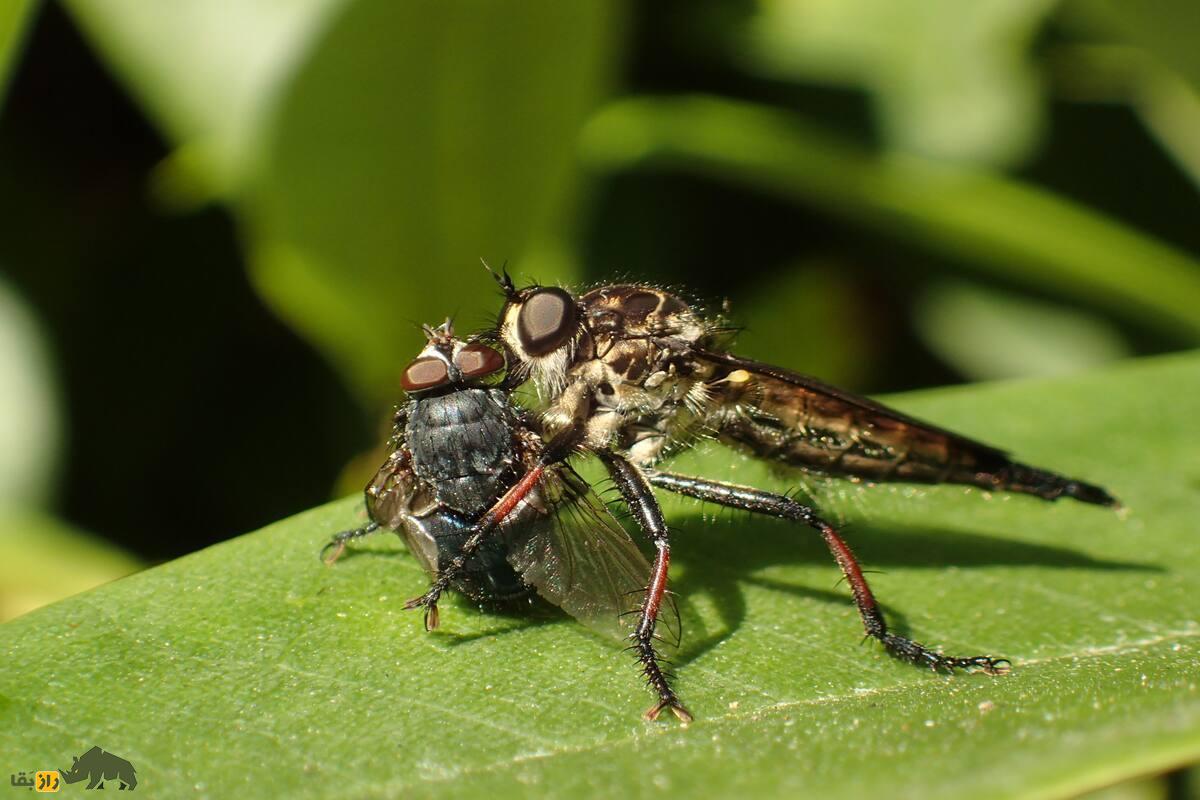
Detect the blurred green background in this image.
<box><xmin>0</xmin><ymin>0</ymin><xmax>1197</xmax><ymax>624</ymax></box>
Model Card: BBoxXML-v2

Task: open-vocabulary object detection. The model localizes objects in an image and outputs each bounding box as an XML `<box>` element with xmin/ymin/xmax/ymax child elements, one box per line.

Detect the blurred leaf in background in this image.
<box><xmin>67</xmin><ymin>0</ymin><xmax>626</xmax><ymax>409</ymax></box>
<box><xmin>1054</xmin><ymin>0</ymin><xmax>1200</xmax><ymax>188</ymax></box>
<box><xmin>727</xmin><ymin>260</ymin><xmax>878</xmax><ymax>387</ymax></box>
<box><xmin>0</xmin><ymin>276</ymin><xmax>139</xmax><ymax>622</ymax></box>
<box><xmin>0</xmin><ymin>276</ymin><xmax>58</xmax><ymax>509</ymax></box>
<box><xmin>64</xmin><ymin>0</ymin><xmax>347</xmax><ymax>201</ymax></box>
<box><xmin>0</xmin><ymin>510</ymin><xmax>140</xmax><ymax>622</ymax></box>
<box><xmin>913</xmin><ymin>279</ymin><xmax>1131</xmax><ymax>382</ymax></box>
<box><xmin>581</xmin><ymin>96</ymin><xmax>1200</xmax><ymax>348</ymax></box>
<box><xmin>743</xmin><ymin>0</ymin><xmax>1059</xmax><ymax>167</ymax></box>
<box><xmin>0</xmin><ymin>0</ymin><xmax>36</xmax><ymax>103</ymax></box>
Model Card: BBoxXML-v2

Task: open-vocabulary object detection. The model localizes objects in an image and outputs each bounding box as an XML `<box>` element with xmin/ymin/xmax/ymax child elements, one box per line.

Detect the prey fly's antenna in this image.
<box><xmin>481</xmin><ymin>258</ymin><xmax>517</xmax><ymax>298</ymax></box>
<box><xmin>421</xmin><ymin>317</ymin><xmax>455</xmax><ymax>343</ymax></box>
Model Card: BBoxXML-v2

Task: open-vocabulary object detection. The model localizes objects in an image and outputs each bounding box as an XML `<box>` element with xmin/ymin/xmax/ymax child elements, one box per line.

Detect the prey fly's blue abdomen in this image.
<box><xmin>401</xmin><ymin>387</ymin><xmax>530</xmax><ymax>603</ymax></box>
<box><xmin>403</xmin><ymin>509</ymin><xmax>530</xmax><ymax>603</ymax></box>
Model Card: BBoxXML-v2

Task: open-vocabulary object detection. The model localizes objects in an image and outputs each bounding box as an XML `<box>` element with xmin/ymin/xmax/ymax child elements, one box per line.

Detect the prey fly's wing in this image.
<box><xmin>505</xmin><ymin>465</ymin><xmax>681</xmax><ymax>646</ymax></box>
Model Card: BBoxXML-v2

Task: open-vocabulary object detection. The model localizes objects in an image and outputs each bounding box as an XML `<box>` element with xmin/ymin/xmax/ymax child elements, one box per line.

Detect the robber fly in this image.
<box><xmin>322</xmin><ymin>323</ymin><xmax>673</xmax><ymax>694</ymax></box>
<box><xmin>486</xmin><ymin>271</ymin><xmax>1118</xmax><ymax>722</ymax></box>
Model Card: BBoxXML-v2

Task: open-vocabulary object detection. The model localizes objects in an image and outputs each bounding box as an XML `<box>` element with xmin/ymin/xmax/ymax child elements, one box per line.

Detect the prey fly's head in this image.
<box><xmin>401</xmin><ymin>319</ymin><xmax>506</xmax><ymax>396</ymax></box>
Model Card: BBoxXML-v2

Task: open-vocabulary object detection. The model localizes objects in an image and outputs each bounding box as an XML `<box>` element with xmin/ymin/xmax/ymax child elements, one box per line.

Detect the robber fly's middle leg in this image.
<box><xmin>646</xmin><ymin>470</ymin><xmax>1011</xmax><ymax>676</ymax></box>
<box><xmin>600</xmin><ymin>452</ymin><xmax>693</xmax><ymax>723</ymax></box>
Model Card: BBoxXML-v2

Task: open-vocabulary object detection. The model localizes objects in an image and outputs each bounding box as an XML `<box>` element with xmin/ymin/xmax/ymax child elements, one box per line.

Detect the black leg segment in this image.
<box><xmin>646</xmin><ymin>470</ymin><xmax>1010</xmax><ymax>675</ymax></box>
<box><xmin>321</xmin><ymin>521</ymin><xmax>383</xmax><ymax>564</ymax></box>
<box><xmin>600</xmin><ymin>453</ymin><xmax>693</xmax><ymax>723</ymax></box>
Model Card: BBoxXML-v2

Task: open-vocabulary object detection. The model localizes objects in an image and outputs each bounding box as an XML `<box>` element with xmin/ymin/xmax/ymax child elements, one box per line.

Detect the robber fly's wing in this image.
<box><xmin>694</xmin><ymin>347</ymin><xmax>1045</xmax><ymax>488</ymax></box>
<box><xmin>698</xmin><ymin>349</ymin><xmax>1004</xmax><ymax>454</ymax></box>
<box><xmin>505</xmin><ymin>465</ymin><xmax>681</xmax><ymax>646</ymax></box>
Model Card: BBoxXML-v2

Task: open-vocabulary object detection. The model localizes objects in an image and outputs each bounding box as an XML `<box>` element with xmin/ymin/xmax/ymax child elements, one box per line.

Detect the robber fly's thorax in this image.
<box><xmin>527</xmin><ymin>285</ymin><xmax>718</xmax><ymax>461</ymax></box>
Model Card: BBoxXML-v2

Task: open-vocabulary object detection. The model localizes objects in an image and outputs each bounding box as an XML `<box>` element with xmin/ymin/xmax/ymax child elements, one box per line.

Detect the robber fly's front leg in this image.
<box><xmin>600</xmin><ymin>452</ymin><xmax>693</xmax><ymax>723</ymax></box>
<box><xmin>646</xmin><ymin>470</ymin><xmax>1011</xmax><ymax>676</ymax></box>
<box><xmin>403</xmin><ymin>423</ymin><xmax>584</xmax><ymax>630</ymax></box>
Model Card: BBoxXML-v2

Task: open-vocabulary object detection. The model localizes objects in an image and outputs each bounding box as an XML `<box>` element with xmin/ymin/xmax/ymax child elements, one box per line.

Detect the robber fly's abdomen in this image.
<box><xmin>716</xmin><ymin>397</ymin><xmax>975</xmax><ymax>482</ymax></box>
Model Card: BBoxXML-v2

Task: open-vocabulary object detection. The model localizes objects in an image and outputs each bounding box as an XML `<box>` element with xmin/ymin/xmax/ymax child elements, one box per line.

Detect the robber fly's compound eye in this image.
<box><xmin>454</xmin><ymin>344</ymin><xmax>504</xmax><ymax>379</ymax></box>
<box><xmin>400</xmin><ymin>357</ymin><xmax>449</xmax><ymax>392</ymax></box>
<box><xmin>517</xmin><ymin>287</ymin><xmax>578</xmax><ymax>356</ymax></box>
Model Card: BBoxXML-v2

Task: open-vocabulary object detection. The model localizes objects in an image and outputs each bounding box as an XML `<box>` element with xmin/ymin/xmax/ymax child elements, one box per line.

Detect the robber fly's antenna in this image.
<box><xmin>481</xmin><ymin>258</ymin><xmax>517</xmax><ymax>298</ymax></box>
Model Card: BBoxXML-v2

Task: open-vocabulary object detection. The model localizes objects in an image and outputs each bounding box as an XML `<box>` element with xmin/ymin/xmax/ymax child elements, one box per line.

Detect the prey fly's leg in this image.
<box><xmin>647</xmin><ymin>470</ymin><xmax>1011</xmax><ymax>675</ymax></box>
<box><xmin>600</xmin><ymin>452</ymin><xmax>693</xmax><ymax>723</ymax></box>
<box><xmin>321</xmin><ymin>521</ymin><xmax>382</xmax><ymax>565</ymax></box>
<box><xmin>400</xmin><ymin>465</ymin><xmax>546</xmax><ymax>630</ymax></box>
<box><xmin>403</xmin><ymin>424</ymin><xmax>584</xmax><ymax>630</ymax></box>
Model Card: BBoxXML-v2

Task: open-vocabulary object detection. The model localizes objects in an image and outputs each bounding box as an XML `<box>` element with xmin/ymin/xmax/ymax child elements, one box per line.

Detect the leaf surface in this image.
<box><xmin>2</xmin><ymin>353</ymin><xmax>1198</xmax><ymax>799</ymax></box>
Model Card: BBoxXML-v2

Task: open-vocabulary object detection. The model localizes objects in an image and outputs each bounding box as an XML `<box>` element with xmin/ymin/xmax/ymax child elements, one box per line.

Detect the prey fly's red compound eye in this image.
<box><xmin>454</xmin><ymin>344</ymin><xmax>504</xmax><ymax>378</ymax></box>
<box><xmin>517</xmin><ymin>287</ymin><xmax>577</xmax><ymax>356</ymax></box>
<box><xmin>401</xmin><ymin>357</ymin><xmax>449</xmax><ymax>392</ymax></box>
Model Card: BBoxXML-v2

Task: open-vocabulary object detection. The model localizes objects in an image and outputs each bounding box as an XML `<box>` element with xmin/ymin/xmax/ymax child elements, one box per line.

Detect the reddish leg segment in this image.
<box><xmin>646</xmin><ymin>470</ymin><xmax>1010</xmax><ymax>675</ymax></box>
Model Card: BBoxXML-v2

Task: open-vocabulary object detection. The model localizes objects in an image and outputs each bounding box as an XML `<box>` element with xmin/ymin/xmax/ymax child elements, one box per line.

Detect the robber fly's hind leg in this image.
<box><xmin>646</xmin><ymin>470</ymin><xmax>1011</xmax><ymax>676</ymax></box>
<box><xmin>321</xmin><ymin>521</ymin><xmax>383</xmax><ymax>565</ymax></box>
<box><xmin>601</xmin><ymin>453</ymin><xmax>694</xmax><ymax>724</ymax></box>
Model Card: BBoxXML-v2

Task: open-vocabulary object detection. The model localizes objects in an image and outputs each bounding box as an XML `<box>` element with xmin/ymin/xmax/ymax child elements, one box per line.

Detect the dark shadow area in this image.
<box><xmin>437</xmin><ymin>603</ymin><xmax>569</xmax><ymax>647</ymax></box>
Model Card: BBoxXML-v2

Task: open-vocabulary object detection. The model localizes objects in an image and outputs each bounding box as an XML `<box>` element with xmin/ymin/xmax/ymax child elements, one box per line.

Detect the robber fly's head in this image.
<box><xmin>494</xmin><ymin>283</ymin><xmax>586</xmax><ymax>396</ymax></box>
<box><xmin>495</xmin><ymin>279</ymin><xmax>713</xmax><ymax>393</ymax></box>
<box><xmin>399</xmin><ymin>319</ymin><xmax>506</xmax><ymax>396</ymax></box>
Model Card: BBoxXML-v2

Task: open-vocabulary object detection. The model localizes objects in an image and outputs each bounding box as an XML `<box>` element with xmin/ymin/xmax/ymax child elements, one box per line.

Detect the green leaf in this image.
<box><xmin>913</xmin><ymin>279</ymin><xmax>1131</xmax><ymax>381</ymax></box>
<box><xmin>0</xmin><ymin>511</ymin><xmax>141</xmax><ymax>623</ymax></box>
<box><xmin>242</xmin><ymin>0</ymin><xmax>623</xmax><ymax>406</ymax></box>
<box><xmin>3</xmin><ymin>352</ymin><xmax>1198</xmax><ymax>797</ymax></box>
<box><xmin>745</xmin><ymin>0</ymin><xmax>1057</xmax><ymax>165</ymax></box>
<box><xmin>581</xmin><ymin>96</ymin><xmax>1200</xmax><ymax>344</ymax></box>
<box><xmin>1072</xmin><ymin>0</ymin><xmax>1200</xmax><ymax>90</ymax></box>
<box><xmin>1057</xmin><ymin>0</ymin><xmax>1200</xmax><ymax>189</ymax></box>
<box><xmin>64</xmin><ymin>0</ymin><xmax>351</xmax><ymax>197</ymax></box>
<box><xmin>0</xmin><ymin>276</ymin><xmax>59</xmax><ymax>508</ymax></box>
<box><xmin>0</xmin><ymin>0</ymin><xmax>36</xmax><ymax>106</ymax></box>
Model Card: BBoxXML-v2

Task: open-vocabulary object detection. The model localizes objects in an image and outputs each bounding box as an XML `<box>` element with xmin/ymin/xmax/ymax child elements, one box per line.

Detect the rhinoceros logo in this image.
<box><xmin>58</xmin><ymin>746</ymin><xmax>137</xmax><ymax>790</ymax></box>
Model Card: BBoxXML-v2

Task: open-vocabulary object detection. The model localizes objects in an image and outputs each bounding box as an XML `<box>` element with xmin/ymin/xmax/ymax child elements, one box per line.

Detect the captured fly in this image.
<box><xmin>485</xmin><ymin>272</ymin><xmax>1119</xmax><ymax>721</ymax></box>
<box><xmin>323</xmin><ymin>322</ymin><xmax>666</xmax><ymax>656</ymax></box>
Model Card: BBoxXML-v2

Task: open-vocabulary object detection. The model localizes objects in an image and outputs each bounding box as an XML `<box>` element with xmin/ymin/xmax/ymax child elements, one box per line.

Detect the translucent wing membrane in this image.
<box><xmin>698</xmin><ymin>348</ymin><xmax>1115</xmax><ymax>505</ymax></box>
<box><xmin>506</xmin><ymin>465</ymin><xmax>681</xmax><ymax>647</ymax></box>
